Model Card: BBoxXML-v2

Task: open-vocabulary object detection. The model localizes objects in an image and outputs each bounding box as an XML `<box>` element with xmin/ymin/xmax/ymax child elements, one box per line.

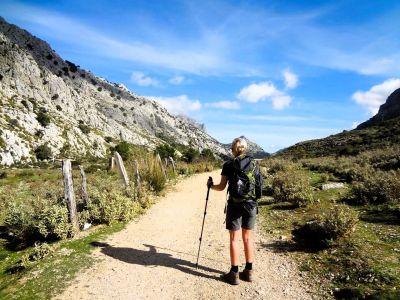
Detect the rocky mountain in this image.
<box><xmin>0</xmin><ymin>17</ymin><xmax>233</xmax><ymax>166</ymax></box>
<box><xmin>223</xmin><ymin>136</ymin><xmax>269</xmax><ymax>158</ymax></box>
<box><xmin>275</xmin><ymin>89</ymin><xmax>400</xmax><ymax>158</ymax></box>
<box><xmin>357</xmin><ymin>88</ymin><xmax>400</xmax><ymax>129</ymax></box>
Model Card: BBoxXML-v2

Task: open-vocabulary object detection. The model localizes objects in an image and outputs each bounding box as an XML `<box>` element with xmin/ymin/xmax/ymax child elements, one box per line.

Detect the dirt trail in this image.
<box><xmin>57</xmin><ymin>171</ymin><xmax>318</xmax><ymax>300</ymax></box>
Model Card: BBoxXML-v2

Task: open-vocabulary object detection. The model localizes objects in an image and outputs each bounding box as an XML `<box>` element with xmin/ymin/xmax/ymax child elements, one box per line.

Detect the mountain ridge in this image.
<box><xmin>0</xmin><ymin>17</ymin><xmax>243</xmax><ymax>165</ymax></box>
<box><xmin>274</xmin><ymin>88</ymin><xmax>400</xmax><ymax>158</ymax></box>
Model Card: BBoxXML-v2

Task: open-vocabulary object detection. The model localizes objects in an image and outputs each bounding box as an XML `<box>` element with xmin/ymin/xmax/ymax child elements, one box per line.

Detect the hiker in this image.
<box><xmin>206</xmin><ymin>137</ymin><xmax>262</xmax><ymax>285</ymax></box>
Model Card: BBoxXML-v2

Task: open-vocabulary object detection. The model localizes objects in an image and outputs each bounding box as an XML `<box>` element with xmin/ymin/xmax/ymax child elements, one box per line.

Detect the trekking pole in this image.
<box><xmin>196</xmin><ymin>176</ymin><xmax>213</xmax><ymax>269</ymax></box>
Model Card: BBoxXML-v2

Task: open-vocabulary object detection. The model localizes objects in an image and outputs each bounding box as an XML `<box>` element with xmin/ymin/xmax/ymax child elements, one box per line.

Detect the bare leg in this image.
<box><xmin>229</xmin><ymin>230</ymin><xmax>240</xmax><ymax>266</ymax></box>
<box><xmin>242</xmin><ymin>229</ymin><xmax>254</xmax><ymax>263</ymax></box>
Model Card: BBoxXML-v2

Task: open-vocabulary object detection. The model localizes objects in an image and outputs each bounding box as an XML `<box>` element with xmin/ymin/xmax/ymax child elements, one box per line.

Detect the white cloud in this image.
<box><xmin>130</xmin><ymin>72</ymin><xmax>159</xmax><ymax>87</ymax></box>
<box><xmin>237</xmin><ymin>82</ymin><xmax>279</xmax><ymax>103</ymax></box>
<box><xmin>352</xmin><ymin>122</ymin><xmax>359</xmax><ymax>129</ymax></box>
<box><xmin>237</xmin><ymin>82</ymin><xmax>291</xmax><ymax>110</ymax></box>
<box><xmin>282</xmin><ymin>69</ymin><xmax>298</xmax><ymax>89</ymax></box>
<box><xmin>234</xmin><ymin>114</ymin><xmax>309</xmax><ymax>122</ymax></box>
<box><xmin>205</xmin><ymin>101</ymin><xmax>240</xmax><ymax>110</ymax></box>
<box><xmin>169</xmin><ymin>76</ymin><xmax>185</xmax><ymax>85</ymax></box>
<box><xmin>271</xmin><ymin>95</ymin><xmax>292</xmax><ymax>110</ymax></box>
<box><xmin>152</xmin><ymin>95</ymin><xmax>201</xmax><ymax>115</ymax></box>
<box><xmin>352</xmin><ymin>78</ymin><xmax>400</xmax><ymax>115</ymax></box>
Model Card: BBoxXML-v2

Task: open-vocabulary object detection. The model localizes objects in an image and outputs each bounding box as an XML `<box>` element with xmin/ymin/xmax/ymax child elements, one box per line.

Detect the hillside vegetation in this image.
<box><xmin>259</xmin><ymin>89</ymin><xmax>400</xmax><ymax>298</ymax></box>
<box><xmin>260</xmin><ymin>141</ymin><xmax>399</xmax><ymax>298</ymax></box>
<box><xmin>0</xmin><ymin>142</ymin><xmax>218</xmax><ymax>299</ymax></box>
<box><xmin>276</xmin><ymin>116</ymin><xmax>400</xmax><ymax>159</ymax></box>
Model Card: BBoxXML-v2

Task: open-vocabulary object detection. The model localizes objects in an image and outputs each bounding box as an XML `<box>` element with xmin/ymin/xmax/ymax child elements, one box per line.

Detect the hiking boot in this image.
<box><xmin>239</xmin><ymin>269</ymin><xmax>253</xmax><ymax>282</ymax></box>
<box><xmin>220</xmin><ymin>270</ymin><xmax>239</xmax><ymax>285</ymax></box>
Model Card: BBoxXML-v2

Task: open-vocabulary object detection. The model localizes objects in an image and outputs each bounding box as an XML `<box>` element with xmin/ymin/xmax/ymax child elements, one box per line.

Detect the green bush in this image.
<box><xmin>113</xmin><ymin>141</ymin><xmax>131</xmax><ymax>160</ymax></box>
<box><xmin>85</xmin><ymin>189</ymin><xmax>141</xmax><ymax>225</ymax></box>
<box><xmin>350</xmin><ymin>170</ymin><xmax>400</xmax><ymax>205</ymax></box>
<box><xmin>35</xmin><ymin>205</ymin><xmax>72</xmax><ymax>240</ymax></box>
<box><xmin>34</xmin><ymin>144</ymin><xmax>52</xmax><ymax>160</ymax></box>
<box><xmin>5</xmin><ymin>202</ymin><xmax>72</xmax><ymax>245</ymax></box>
<box><xmin>36</xmin><ymin>111</ymin><xmax>51</xmax><ymax>127</ymax></box>
<box><xmin>29</xmin><ymin>242</ymin><xmax>54</xmax><ymax>261</ymax></box>
<box><xmin>319</xmin><ymin>206</ymin><xmax>358</xmax><ymax>240</ymax></box>
<box><xmin>200</xmin><ymin>148</ymin><xmax>215</xmax><ymax>160</ymax></box>
<box><xmin>155</xmin><ymin>144</ymin><xmax>175</xmax><ymax>159</ymax></box>
<box><xmin>183</xmin><ymin>147</ymin><xmax>200</xmax><ymax>163</ymax></box>
<box><xmin>293</xmin><ymin>205</ymin><xmax>358</xmax><ymax>248</ymax></box>
<box><xmin>0</xmin><ymin>136</ymin><xmax>6</xmax><ymax>149</ymax></box>
<box><xmin>262</xmin><ymin>158</ymin><xmax>300</xmax><ymax>174</ymax></box>
<box><xmin>272</xmin><ymin>169</ymin><xmax>314</xmax><ymax>207</ymax></box>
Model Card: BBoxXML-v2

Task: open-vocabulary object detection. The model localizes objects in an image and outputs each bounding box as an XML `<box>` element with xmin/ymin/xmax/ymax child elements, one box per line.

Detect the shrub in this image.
<box><xmin>78</xmin><ymin>124</ymin><xmax>91</xmax><ymax>134</ymax></box>
<box><xmin>56</xmin><ymin>105</ymin><xmax>62</xmax><ymax>111</ymax></box>
<box><xmin>263</xmin><ymin>158</ymin><xmax>300</xmax><ymax>174</ymax></box>
<box><xmin>272</xmin><ymin>169</ymin><xmax>314</xmax><ymax>207</ymax></box>
<box><xmin>35</xmin><ymin>205</ymin><xmax>72</xmax><ymax>240</ymax></box>
<box><xmin>200</xmin><ymin>148</ymin><xmax>215</xmax><ymax>160</ymax></box>
<box><xmin>141</xmin><ymin>155</ymin><xmax>166</xmax><ymax>193</ymax></box>
<box><xmin>113</xmin><ymin>141</ymin><xmax>131</xmax><ymax>161</ymax></box>
<box><xmin>350</xmin><ymin>170</ymin><xmax>400</xmax><ymax>205</ymax></box>
<box><xmin>34</xmin><ymin>144</ymin><xmax>52</xmax><ymax>160</ymax></box>
<box><xmin>9</xmin><ymin>118</ymin><xmax>19</xmax><ymax>128</ymax></box>
<box><xmin>0</xmin><ymin>136</ymin><xmax>6</xmax><ymax>149</ymax></box>
<box><xmin>65</xmin><ymin>60</ymin><xmax>78</xmax><ymax>72</ymax></box>
<box><xmin>35</xmin><ymin>130</ymin><xmax>44</xmax><ymax>138</ymax></box>
<box><xmin>293</xmin><ymin>206</ymin><xmax>358</xmax><ymax>248</ymax></box>
<box><xmin>5</xmin><ymin>202</ymin><xmax>72</xmax><ymax>245</ymax></box>
<box><xmin>183</xmin><ymin>147</ymin><xmax>200</xmax><ymax>163</ymax></box>
<box><xmin>36</xmin><ymin>111</ymin><xmax>51</xmax><ymax>127</ymax></box>
<box><xmin>97</xmin><ymin>87</ymin><xmax>102</xmax><ymax>92</ymax></box>
<box><xmin>155</xmin><ymin>144</ymin><xmax>175</xmax><ymax>159</ymax></box>
<box><xmin>29</xmin><ymin>242</ymin><xmax>54</xmax><ymax>261</ymax></box>
<box><xmin>85</xmin><ymin>189</ymin><xmax>141</xmax><ymax>225</ymax></box>
<box><xmin>319</xmin><ymin>206</ymin><xmax>358</xmax><ymax>240</ymax></box>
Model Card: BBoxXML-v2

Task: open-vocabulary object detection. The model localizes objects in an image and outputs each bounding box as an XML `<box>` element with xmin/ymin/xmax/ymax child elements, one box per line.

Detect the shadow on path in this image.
<box><xmin>91</xmin><ymin>242</ymin><xmax>223</xmax><ymax>281</ymax></box>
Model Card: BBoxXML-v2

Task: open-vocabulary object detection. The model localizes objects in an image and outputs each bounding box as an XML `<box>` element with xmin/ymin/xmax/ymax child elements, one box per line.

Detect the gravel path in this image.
<box><xmin>57</xmin><ymin>171</ymin><xmax>319</xmax><ymax>300</ymax></box>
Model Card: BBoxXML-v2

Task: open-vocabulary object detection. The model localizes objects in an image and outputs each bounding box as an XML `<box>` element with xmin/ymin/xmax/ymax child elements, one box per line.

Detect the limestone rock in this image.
<box><xmin>0</xmin><ymin>17</ymin><xmax>230</xmax><ymax>165</ymax></box>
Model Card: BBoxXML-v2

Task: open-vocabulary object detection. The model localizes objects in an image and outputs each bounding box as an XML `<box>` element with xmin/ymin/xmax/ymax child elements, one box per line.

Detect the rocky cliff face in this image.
<box><xmin>222</xmin><ymin>136</ymin><xmax>269</xmax><ymax>158</ymax></box>
<box><xmin>0</xmin><ymin>17</ymin><xmax>230</xmax><ymax>166</ymax></box>
<box><xmin>357</xmin><ymin>88</ymin><xmax>400</xmax><ymax>129</ymax></box>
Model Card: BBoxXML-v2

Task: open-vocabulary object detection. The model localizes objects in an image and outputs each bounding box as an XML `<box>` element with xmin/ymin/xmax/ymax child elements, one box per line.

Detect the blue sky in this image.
<box><xmin>1</xmin><ymin>0</ymin><xmax>400</xmax><ymax>152</ymax></box>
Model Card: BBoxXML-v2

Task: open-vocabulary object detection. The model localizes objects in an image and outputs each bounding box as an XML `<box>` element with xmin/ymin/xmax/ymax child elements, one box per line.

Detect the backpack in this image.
<box><xmin>229</xmin><ymin>155</ymin><xmax>263</xmax><ymax>202</ymax></box>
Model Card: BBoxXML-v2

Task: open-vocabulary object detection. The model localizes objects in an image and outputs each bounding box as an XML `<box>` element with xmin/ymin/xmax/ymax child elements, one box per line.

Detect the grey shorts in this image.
<box><xmin>225</xmin><ymin>200</ymin><xmax>257</xmax><ymax>231</ymax></box>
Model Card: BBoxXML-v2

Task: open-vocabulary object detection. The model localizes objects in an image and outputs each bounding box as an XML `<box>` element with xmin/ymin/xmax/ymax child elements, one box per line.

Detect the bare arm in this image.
<box><xmin>210</xmin><ymin>175</ymin><xmax>228</xmax><ymax>191</ymax></box>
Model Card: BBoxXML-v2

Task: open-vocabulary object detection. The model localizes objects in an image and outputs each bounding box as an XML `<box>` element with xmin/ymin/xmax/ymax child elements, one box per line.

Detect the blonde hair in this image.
<box><xmin>231</xmin><ymin>137</ymin><xmax>247</xmax><ymax>156</ymax></box>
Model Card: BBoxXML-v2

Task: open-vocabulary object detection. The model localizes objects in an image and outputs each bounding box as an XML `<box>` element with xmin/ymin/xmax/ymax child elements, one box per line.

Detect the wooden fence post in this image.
<box><xmin>78</xmin><ymin>165</ymin><xmax>88</xmax><ymax>203</ymax></box>
<box><xmin>114</xmin><ymin>151</ymin><xmax>129</xmax><ymax>187</ymax></box>
<box><xmin>133</xmin><ymin>159</ymin><xmax>141</xmax><ymax>190</ymax></box>
<box><xmin>156</xmin><ymin>153</ymin><xmax>167</xmax><ymax>180</ymax></box>
<box><xmin>169</xmin><ymin>156</ymin><xmax>176</xmax><ymax>174</ymax></box>
<box><xmin>62</xmin><ymin>159</ymin><xmax>79</xmax><ymax>234</ymax></box>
